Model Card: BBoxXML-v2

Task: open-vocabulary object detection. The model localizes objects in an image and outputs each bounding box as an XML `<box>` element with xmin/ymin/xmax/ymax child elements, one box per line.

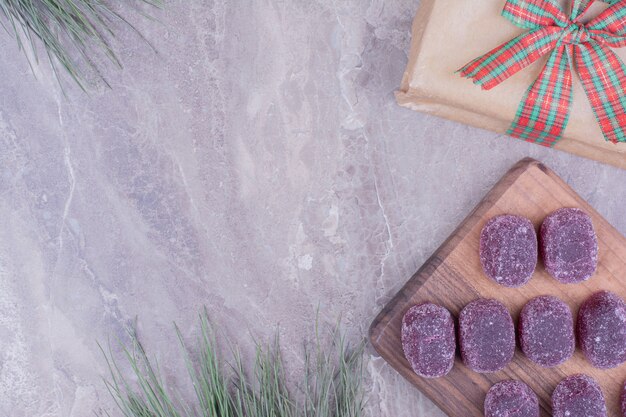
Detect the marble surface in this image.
<box><xmin>0</xmin><ymin>1</ymin><xmax>625</xmax><ymax>416</ymax></box>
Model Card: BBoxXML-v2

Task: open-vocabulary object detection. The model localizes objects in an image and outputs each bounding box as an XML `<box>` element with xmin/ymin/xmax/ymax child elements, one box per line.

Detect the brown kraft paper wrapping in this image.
<box><xmin>397</xmin><ymin>0</ymin><xmax>626</xmax><ymax>169</ymax></box>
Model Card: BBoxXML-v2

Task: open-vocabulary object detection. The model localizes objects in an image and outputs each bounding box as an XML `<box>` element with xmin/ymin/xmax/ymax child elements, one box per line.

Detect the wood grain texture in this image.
<box><xmin>369</xmin><ymin>158</ymin><xmax>626</xmax><ymax>417</ymax></box>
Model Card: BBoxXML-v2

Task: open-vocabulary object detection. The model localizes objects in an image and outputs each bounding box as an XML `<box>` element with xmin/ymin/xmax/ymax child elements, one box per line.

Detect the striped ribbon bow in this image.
<box><xmin>459</xmin><ymin>0</ymin><xmax>626</xmax><ymax>146</ymax></box>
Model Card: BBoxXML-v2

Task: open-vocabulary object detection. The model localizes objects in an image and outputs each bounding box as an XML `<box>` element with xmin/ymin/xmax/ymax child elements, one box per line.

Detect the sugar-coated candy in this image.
<box><xmin>577</xmin><ymin>290</ymin><xmax>626</xmax><ymax>368</ymax></box>
<box><xmin>519</xmin><ymin>295</ymin><xmax>574</xmax><ymax>367</ymax></box>
<box><xmin>552</xmin><ymin>374</ymin><xmax>607</xmax><ymax>417</ymax></box>
<box><xmin>540</xmin><ymin>208</ymin><xmax>598</xmax><ymax>283</ymax></box>
<box><xmin>401</xmin><ymin>302</ymin><xmax>456</xmax><ymax>378</ymax></box>
<box><xmin>484</xmin><ymin>380</ymin><xmax>539</xmax><ymax>417</ymax></box>
<box><xmin>459</xmin><ymin>298</ymin><xmax>515</xmax><ymax>373</ymax></box>
<box><xmin>479</xmin><ymin>214</ymin><xmax>537</xmax><ymax>287</ymax></box>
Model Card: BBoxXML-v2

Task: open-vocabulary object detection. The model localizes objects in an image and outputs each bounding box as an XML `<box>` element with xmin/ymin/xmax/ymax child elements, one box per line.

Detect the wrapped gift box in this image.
<box><xmin>397</xmin><ymin>0</ymin><xmax>626</xmax><ymax>169</ymax></box>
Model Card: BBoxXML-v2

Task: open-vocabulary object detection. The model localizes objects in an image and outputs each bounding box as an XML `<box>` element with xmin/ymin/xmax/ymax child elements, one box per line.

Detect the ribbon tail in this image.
<box><xmin>507</xmin><ymin>44</ymin><xmax>573</xmax><ymax>147</ymax></box>
<box><xmin>574</xmin><ymin>41</ymin><xmax>626</xmax><ymax>143</ymax></box>
<box><xmin>458</xmin><ymin>27</ymin><xmax>562</xmax><ymax>90</ymax></box>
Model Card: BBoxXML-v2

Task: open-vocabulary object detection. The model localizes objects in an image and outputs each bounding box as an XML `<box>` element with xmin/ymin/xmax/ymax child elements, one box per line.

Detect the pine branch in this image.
<box><xmin>0</xmin><ymin>0</ymin><xmax>161</xmax><ymax>90</ymax></box>
<box><xmin>101</xmin><ymin>312</ymin><xmax>366</xmax><ymax>417</ymax></box>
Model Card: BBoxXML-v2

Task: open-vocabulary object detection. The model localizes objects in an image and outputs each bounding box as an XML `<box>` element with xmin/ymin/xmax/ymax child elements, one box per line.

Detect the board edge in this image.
<box><xmin>368</xmin><ymin>157</ymin><xmax>545</xmax><ymax>352</ymax></box>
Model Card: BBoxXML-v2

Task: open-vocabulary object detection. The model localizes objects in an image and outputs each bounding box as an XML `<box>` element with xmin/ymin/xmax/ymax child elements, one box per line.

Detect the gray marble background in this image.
<box><xmin>0</xmin><ymin>1</ymin><xmax>624</xmax><ymax>416</ymax></box>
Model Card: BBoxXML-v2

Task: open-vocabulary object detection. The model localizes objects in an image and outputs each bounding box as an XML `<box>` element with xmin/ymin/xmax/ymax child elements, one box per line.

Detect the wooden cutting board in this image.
<box><xmin>369</xmin><ymin>158</ymin><xmax>626</xmax><ymax>417</ymax></box>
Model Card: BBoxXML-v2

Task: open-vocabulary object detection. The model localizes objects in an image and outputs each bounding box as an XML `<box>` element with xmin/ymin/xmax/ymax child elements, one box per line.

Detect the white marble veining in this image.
<box><xmin>0</xmin><ymin>1</ymin><xmax>625</xmax><ymax>416</ymax></box>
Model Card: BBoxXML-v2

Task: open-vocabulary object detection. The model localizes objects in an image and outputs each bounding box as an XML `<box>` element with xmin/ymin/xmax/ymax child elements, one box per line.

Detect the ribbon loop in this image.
<box><xmin>570</xmin><ymin>0</ymin><xmax>595</xmax><ymax>22</ymax></box>
<box><xmin>588</xmin><ymin>1</ymin><xmax>626</xmax><ymax>32</ymax></box>
<box><xmin>502</xmin><ymin>0</ymin><xmax>568</xmax><ymax>29</ymax></box>
<box><xmin>459</xmin><ymin>0</ymin><xmax>626</xmax><ymax>146</ymax></box>
<box><xmin>459</xmin><ymin>26</ymin><xmax>563</xmax><ymax>90</ymax></box>
<box><xmin>586</xmin><ymin>1</ymin><xmax>626</xmax><ymax>46</ymax></box>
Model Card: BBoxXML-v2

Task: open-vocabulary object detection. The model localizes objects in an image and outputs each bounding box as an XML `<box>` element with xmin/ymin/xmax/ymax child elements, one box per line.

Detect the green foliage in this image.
<box><xmin>101</xmin><ymin>311</ymin><xmax>365</xmax><ymax>417</ymax></box>
<box><xmin>0</xmin><ymin>0</ymin><xmax>161</xmax><ymax>89</ymax></box>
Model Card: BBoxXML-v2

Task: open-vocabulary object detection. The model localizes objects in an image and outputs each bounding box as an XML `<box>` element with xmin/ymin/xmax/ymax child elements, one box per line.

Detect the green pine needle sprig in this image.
<box><xmin>0</xmin><ymin>0</ymin><xmax>161</xmax><ymax>90</ymax></box>
<box><xmin>101</xmin><ymin>310</ymin><xmax>366</xmax><ymax>417</ymax></box>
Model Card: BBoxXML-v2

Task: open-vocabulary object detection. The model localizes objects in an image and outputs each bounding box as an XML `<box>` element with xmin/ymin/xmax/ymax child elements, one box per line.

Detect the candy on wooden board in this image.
<box><xmin>459</xmin><ymin>298</ymin><xmax>515</xmax><ymax>373</ymax></box>
<box><xmin>540</xmin><ymin>208</ymin><xmax>598</xmax><ymax>284</ymax></box>
<box><xmin>401</xmin><ymin>303</ymin><xmax>456</xmax><ymax>378</ymax></box>
<box><xmin>552</xmin><ymin>374</ymin><xmax>607</xmax><ymax>417</ymax></box>
<box><xmin>479</xmin><ymin>214</ymin><xmax>537</xmax><ymax>288</ymax></box>
<box><xmin>519</xmin><ymin>295</ymin><xmax>575</xmax><ymax>368</ymax></box>
<box><xmin>484</xmin><ymin>380</ymin><xmax>539</xmax><ymax>417</ymax></box>
<box><xmin>578</xmin><ymin>291</ymin><xmax>626</xmax><ymax>369</ymax></box>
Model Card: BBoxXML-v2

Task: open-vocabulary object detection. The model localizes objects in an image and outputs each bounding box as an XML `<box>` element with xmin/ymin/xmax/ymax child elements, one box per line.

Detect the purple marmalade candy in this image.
<box><xmin>577</xmin><ymin>291</ymin><xmax>626</xmax><ymax>368</ymax></box>
<box><xmin>540</xmin><ymin>208</ymin><xmax>598</xmax><ymax>283</ymax></box>
<box><xmin>459</xmin><ymin>298</ymin><xmax>515</xmax><ymax>373</ymax></box>
<box><xmin>479</xmin><ymin>214</ymin><xmax>538</xmax><ymax>287</ymax></box>
<box><xmin>552</xmin><ymin>374</ymin><xmax>607</xmax><ymax>417</ymax></box>
<box><xmin>621</xmin><ymin>382</ymin><xmax>626</xmax><ymax>417</ymax></box>
<box><xmin>519</xmin><ymin>295</ymin><xmax>574</xmax><ymax>367</ymax></box>
<box><xmin>401</xmin><ymin>303</ymin><xmax>456</xmax><ymax>378</ymax></box>
<box><xmin>484</xmin><ymin>380</ymin><xmax>539</xmax><ymax>417</ymax></box>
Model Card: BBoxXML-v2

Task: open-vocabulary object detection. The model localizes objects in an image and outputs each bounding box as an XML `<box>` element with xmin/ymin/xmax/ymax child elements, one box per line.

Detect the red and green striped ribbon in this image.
<box><xmin>459</xmin><ymin>0</ymin><xmax>626</xmax><ymax>147</ymax></box>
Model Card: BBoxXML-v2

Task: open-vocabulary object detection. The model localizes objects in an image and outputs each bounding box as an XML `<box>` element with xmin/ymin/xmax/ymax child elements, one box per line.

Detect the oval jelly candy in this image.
<box><xmin>577</xmin><ymin>290</ymin><xmax>626</xmax><ymax>368</ymax></box>
<box><xmin>519</xmin><ymin>295</ymin><xmax>574</xmax><ymax>367</ymax></box>
<box><xmin>459</xmin><ymin>298</ymin><xmax>515</xmax><ymax>373</ymax></box>
<box><xmin>552</xmin><ymin>374</ymin><xmax>607</xmax><ymax>417</ymax></box>
<box><xmin>540</xmin><ymin>208</ymin><xmax>598</xmax><ymax>283</ymax></box>
<box><xmin>401</xmin><ymin>302</ymin><xmax>456</xmax><ymax>378</ymax></box>
<box><xmin>479</xmin><ymin>214</ymin><xmax>537</xmax><ymax>287</ymax></box>
<box><xmin>484</xmin><ymin>380</ymin><xmax>539</xmax><ymax>417</ymax></box>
